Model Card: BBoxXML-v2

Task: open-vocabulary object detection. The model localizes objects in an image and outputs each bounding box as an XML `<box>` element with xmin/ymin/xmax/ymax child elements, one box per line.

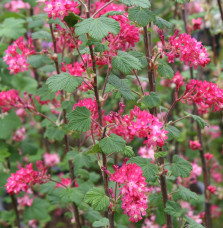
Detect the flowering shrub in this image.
<box><xmin>0</xmin><ymin>0</ymin><xmax>223</xmax><ymax>228</ymax></box>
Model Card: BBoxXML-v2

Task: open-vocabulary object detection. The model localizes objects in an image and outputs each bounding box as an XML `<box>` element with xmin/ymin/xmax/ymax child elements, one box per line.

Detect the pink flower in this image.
<box><xmin>17</xmin><ymin>194</ymin><xmax>33</xmax><ymax>207</ymax></box>
<box><xmin>183</xmin><ymin>80</ymin><xmax>223</xmax><ymax>114</ymax></box>
<box><xmin>55</xmin><ymin>177</ymin><xmax>78</xmax><ymax>188</ymax></box>
<box><xmin>204</xmin><ymin>125</ymin><xmax>221</xmax><ymax>139</ymax></box>
<box><xmin>43</xmin><ymin>152</ymin><xmax>60</xmax><ymax>167</ymax></box>
<box><xmin>138</xmin><ymin>146</ymin><xmax>155</xmax><ymax>160</ymax></box>
<box><xmin>159</xmin><ymin>30</ymin><xmax>210</xmax><ymax>69</ymax></box>
<box><xmin>12</xmin><ymin>127</ymin><xmax>26</xmax><ymax>142</ymax></box>
<box><xmin>110</xmin><ymin>161</ymin><xmax>149</xmax><ymax>222</ymax></box>
<box><xmin>5</xmin><ymin>161</ymin><xmax>49</xmax><ymax>195</ymax></box>
<box><xmin>44</xmin><ymin>0</ymin><xmax>80</xmax><ymax>20</ymax></box>
<box><xmin>171</xmin><ymin>71</ymin><xmax>184</xmax><ymax>88</ymax></box>
<box><xmin>204</xmin><ymin>153</ymin><xmax>213</xmax><ymax>161</ymax></box>
<box><xmin>192</xmin><ymin>18</ymin><xmax>202</xmax><ymax>30</ymax></box>
<box><xmin>3</xmin><ymin>37</ymin><xmax>35</xmax><ymax>75</ymax></box>
<box><xmin>190</xmin><ymin>140</ymin><xmax>201</xmax><ymax>150</ymax></box>
<box><xmin>211</xmin><ymin>205</ymin><xmax>221</xmax><ymax>219</ymax></box>
<box><xmin>0</xmin><ymin>89</ymin><xmax>20</xmax><ymax>112</ymax></box>
<box><xmin>208</xmin><ymin>185</ymin><xmax>216</xmax><ymax>194</ymax></box>
<box><xmin>5</xmin><ymin>0</ymin><xmax>30</xmax><ymax>12</ymax></box>
<box><xmin>212</xmin><ymin>172</ymin><xmax>222</xmax><ymax>183</ymax></box>
<box><xmin>142</xmin><ymin>216</ymin><xmax>159</xmax><ymax>228</ymax></box>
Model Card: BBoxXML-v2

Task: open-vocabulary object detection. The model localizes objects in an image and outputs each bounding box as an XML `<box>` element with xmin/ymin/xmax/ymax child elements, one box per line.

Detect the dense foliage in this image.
<box><xmin>0</xmin><ymin>0</ymin><xmax>223</xmax><ymax>227</ymax></box>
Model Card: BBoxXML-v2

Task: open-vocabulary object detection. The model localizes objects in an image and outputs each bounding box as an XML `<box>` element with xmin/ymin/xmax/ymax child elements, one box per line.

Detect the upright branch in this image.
<box><xmin>217</xmin><ymin>0</ymin><xmax>223</xmax><ymax>22</ymax></box>
<box><xmin>144</xmin><ymin>23</ymin><xmax>173</xmax><ymax>228</ymax></box>
<box><xmin>87</xmin><ymin>1</ymin><xmax>114</xmax><ymax>227</ymax></box>
<box><xmin>181</xmin><ymin>3</ymin><xmax>212</xmax><ymax>227</ymax></box>
<box><xmin>50</xmin><ymin>22</ymin><xmax>81</xmax><ymax>228</ymax></box>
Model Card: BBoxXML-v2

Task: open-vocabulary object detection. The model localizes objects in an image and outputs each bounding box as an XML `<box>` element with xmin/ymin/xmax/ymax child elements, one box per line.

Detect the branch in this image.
<box><xmin>132</xmin><ymin>69</ymin><xmax>145</xmax><ymax>95</ymax></box>
<box><xmin>91</xmin><ymin>0</ymin><xmax>115</xmax><ymax>18</ymax></box>
<box><xmin>217</xmin><ymin>0</ymin><xmax>223</xmax><ymax>22</ymax></box>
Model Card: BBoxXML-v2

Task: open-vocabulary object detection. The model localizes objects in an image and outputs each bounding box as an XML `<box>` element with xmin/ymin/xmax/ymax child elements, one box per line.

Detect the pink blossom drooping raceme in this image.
<box><xmin>182</xmin><ymin>79</ymin><xmax>223</xmax><ymax>114</ymax></box>
<box><xmin>5</xmin><ymin>161</ymin><xmax>49</xmax><ymax>195</ymax></box>
<box><xmin>138</xmin><ymin>146</ymin><xmax>155</xmax><ymax>160</ymax></box>
<box><xmin>44</xmin><ymin>0</ymin><xmax>80</xmax><ymax>20</ymax></box>
<box><xmin>0</xmin><ymin>89</ymin><xmax>20</xmax><ymax>112</ymax></box>
<box><xmin>110</xmin><ymin>161</ymin><xmax>149</xmax><ymax>222</ymax></box>
<box><xmin>4</xmin><ymin>0</ymin><xmax>30</xmax><ymax>12</ymax></box>
<box><xmin>12</xmin><ymin>127</ymin><xmax>26</xmax><ymax>142</ymax></box>
<box><xmin>171</xmin><ymin>71</ymin><xmax>184</xmax><ymax>88</ymax></box>
<box><xmin>3</xmin><ymin>37</ymin><xmax>35</xmax><ymax>75</ymax></box>
<box><xmin>159</xmin><ymin>30</ymin><xmax>210</xmax><ymax>69</ymax></box>
<box><xmin>105</xmin><ymin>105</ymin><xmax>168</xmax><ymax>148</ymax></box>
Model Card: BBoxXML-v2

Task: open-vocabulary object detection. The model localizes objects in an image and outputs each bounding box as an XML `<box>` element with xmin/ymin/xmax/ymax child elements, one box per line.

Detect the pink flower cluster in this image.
<box><xmin>183</xmin><ymin>79</ymin><xmax>223</xmax><ymax>114</ymax></box>
<box><xmin>17</xmin><ymin>189</ymin><xmax>33</xmax><ymax>207</ymax></box>
<box><xmin>3</xmin><ymin>37</ymin><xmax>35</xmax><ymax>75</ymax></box>
<box><xmin>12</xmin><ymin>127</ymin><xmax>26</xmax><ymax>142</ymax></box>
<box><xmin>92</xmin><ymin>2</ymin><xmax>139</xmax><ymax>65</ymax></box>
<box><xmin>5</xmin><ymin>161</ymin><xmax>48</xmax><ymax>195</ymax></box>
<box><xmin>0</xmin><ymin>89</ymin><xmax>20</xmax><ymax>112</ymax></box>
<box><xmin>110</xmin><ymin>161</ymin><xmax>148</xmax><ymax>222</ymax></box>
<box><xmin>191</xmin><ymin>18</ymin><xmax>203</xmax><ymax>30</ymax></box>
<box><xmin>171</xmin><ymin>71</ymin><xmax>184</xmax><ymax>88</ymax></box>
<box><xmin>138</xmin><ymin>146</ymin><xmax>155</xmax><ymax>160</ymax></box>
<box><xmin>5</xmin><ymin>0</ymin><xmax>30</xmax><ymax>12</ymax></box>
<box><xmin>142</xmin><ymin>215</ymin><xmax>159</xmax><ymax>228</ymax></box>
<box><xmin>159</xmin><ymin>30</ymin><xmax>210</xmax><ymax>69</ymax></box>
<box><xmin>55</xmin><ymin>177</ymin><xmax>78</xmax><ymax>188</ymax></box>
<box><xmin>208</xmin><ymin>185</ymin><xmax>216</xmax><ymax>194</ymax></box>
<box><xmin>43</xmin><ymin>152</ymin><xmax>60</xmax><ymax>167</ymax></box>
<box><xmin>44</xmin><ymin>0</ymin><xmax>80</xmax><ymax>20</ymax></box>
<box><xmin>190</xmin><ymin>140</ymin><xmax>201</xmax><ymax>151</ymax></box>
<box><xmin>105</xmin><ymin>105</ymin><xmax>168</xmax><ymax>148</ymax></box>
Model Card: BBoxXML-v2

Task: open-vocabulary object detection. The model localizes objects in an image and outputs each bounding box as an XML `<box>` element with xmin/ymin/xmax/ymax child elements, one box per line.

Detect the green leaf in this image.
<box><xmin>36</xmin><ymin>84</ymin><xmax>55</xmax><ymax>101</ymax></box>
<box><xmin>24</xmin><ymin>198</ymin><xmax>50</xmax><ymax>220</ymax></box>
<box><xmin>128</xmin><ymin>7</ymin><xmax>155</xmax><ymax>27</ymax></box>
<box><xmin>54</xmin><ymin>188</ymin><xmax>84</xmax><ymax>205</ymax></box>
<box><xmin>164</xmin><ymin>201</ymin><xmax>186</xmax><ymax>217</ymax></box>
<box><xmin>184</xmin><ymin>112</ymin><xmax>209</xmax><ymax>129</ymax></box>
<box><xmin>27</xmin><ymin>55</ymin><xmax>51</xmax><ymax>68</ymax></box>
<box><xmin>120</xmin><ymin>0</ymin><xmax>151</xmax><ymax>8</ymax></box>
<box><xmin>67</xmin><ymin>106</ymin><xmax>91</xmax><ymax>132</ymax></box>
<box><xmin>0</xmin><ymin>147</ymin><xmax>10</xmax><ymax>162</ymax></box>
<box><xmin>154</xmin><ymin>151</ymin><xmax>168</xmax><ymax>160</ymax></box>
<box><xmin>128</xmin><ymin>156</ymin><xmax>158</xmax><ymax>180</ymax></box>
<box><xmin>142</xmin><ymin>92</ymin><xmax>161</xmax><ymax>108</ymax></box>
<box><xmin>85</xmin><ymin>187</ymin><xmax>110</xmax><ymax>211</ymax></box>
<box><xmin>85</xmin><ymin>144</ymin><xmax>103</xmax><ymax>155</ymax></box>
<box><xmin>154</xmin><ymin>17</ymin><xmax>172</xmax><ymax>29</ymax></box>
<box><xmin>46</xmin><ymin>73</ymin><xmax>83</xmax><ymax>93</ymax></box>
<box><xmin>27</xmin><ymin>15</ymin><xmax>44</xmax><ymax>29</ymax></box>
<box><xmin>44</xmin><ymin>126</ymin><xmax>65</xmax><ymax>141</ymax></box>
<box><xmin>0</xmin><ymin>18</ymin><xmax>26</xmax><ymax>39</ymax></box>
<box><xmin>112</xmin><ymin>51</ymin><xmax>142</xmax><ymax>74</ymax></box>
<box><xmin>0</xmin><ymin>112</ymin><xmax>21</xmax><ymax>140</ymax></box>
<box><xmin>122</xmin><ymin>146</ymin><xmax>135</xmax><ymax>157</ymax></box>
<box><xmin>99</xmin><ymin>134</ymin><xmax>126</xmax><ymax>155</ymax></box>
<box><xmin>173</xmin><ymin>186</ymin><xmax>198</xmax><ymax>201</ymax></box>
<box><xmin>93</xmin><ymin>218</ymin><xmax>109</xmax><ymax>227</ymax></box>
<box><xmin>170</xmin><ymin>155</ymin><xmax>192</xmax><ymax>178</ymax></box>
<box><xmin>108</xmin><ymin>74</ymin><xmax>135</xmax><ymax>100</ymax></box>
<box><xmin>64</xmin><ymin>13</ymin><xmax>81</xmax><ymax>27</ymax></box>
<box><xmin>128</xmin><ymin>51</ymin><xmax>148</xmax><ymax>68</ymax></box>
<box><xmin>21</xmin><ymin>139</ymin><xmax>38</xmax><ymax>155</ymax></box>
<box><xmin>87</xmin><ymin>40</ymin><xmax>109</xmax><ymax>53</ymax></box>
<box><xmin>102</xmin><ymin>11</ymin><xmax>125</xmax><ymax>17</ymax></box>
<box><xmin>157</xmin><ymin>63</ymin><xmax>174</xmax><ymax>79</ymax></box>
<box><xmin>75</xmin><ymin>17</ymin><xmax>120</xmax><ymax>40</ymax></box>
<box><xmin>32</xmin><ymin>30</ymin><xmax>51</xmax><ymax>40</ymax></box>
<box><xmin>185</xmin><ymin>216</ymin><xmax>205</xmax><ymax>228</ymax></box>
<box><xmin>166</xmin><ymin>125</ymin><xmax>180</xmax><ymax>140</ymax></box>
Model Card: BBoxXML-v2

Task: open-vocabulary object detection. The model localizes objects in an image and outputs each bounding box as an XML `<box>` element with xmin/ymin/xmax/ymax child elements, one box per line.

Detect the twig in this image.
<box><xmin>49</xmin><ymin>178</ymin><xmax>68</xmax><ymax>188</ymax></box>
<box><xmin>35</xmin><ymin>112</ymin><xmax>57</xmax><ymax>126</ymax></box>
<box><xmin>91</xmin><ymin>0</ymin><xmax>115</xmax><ymax>18</ymax></box>
<box><xmin>132</xmin><ymin>69</ymin><xmax>145</xmax><ymax>95</ymax></box>
<box><xmin>102</xmin><ymin>59</ymin><xmax>111</xmax><ymax>97</ymax></box>
<box><xmin>77</xmin><ymin>0</ymin><xmax>89</xmax><ymax>12</ymax></box>
<box><xmin>169</xmin><ymin>115</ymin><xmax>192</xmax><ymax>125</ymax></box>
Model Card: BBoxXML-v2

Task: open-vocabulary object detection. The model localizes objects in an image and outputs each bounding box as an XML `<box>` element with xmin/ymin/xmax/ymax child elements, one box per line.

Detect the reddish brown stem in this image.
<box><xmin>87</xmin><ymin>2</ymin><xmax>114</xmax><ymax>227</ymax></box>
<box><xmin>132</xmin><ymin>69</ymin><xmax>145</xmax><ymax>95</ymax></box>
<box><xmin>144</xmin><ymin>24</ymin><xmax>173</xmax><ymax>228</ymax></box>
<box><xmin>217</xmin><ymin>0</ymin><xmax>223</xmax><ymax>22</ymax></box>
<box><xmin>50</xmin><ymin>21</ymin><xmax>81</xmax><ymax>228</ymax></box>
